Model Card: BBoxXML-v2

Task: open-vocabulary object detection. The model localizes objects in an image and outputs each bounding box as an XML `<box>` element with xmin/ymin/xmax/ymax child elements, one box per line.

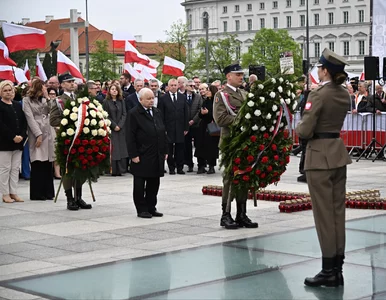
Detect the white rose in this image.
<box><xmin>102</xmin><ymin>111</ymin><xmax>108</xmax><ymax>118</ymax></box>
<box><xmin>291</xmin><ymin>93</ymin><xmax>296</xmax><ymax>99</ymax></box>
<box><xmin>279</xmin><ymin>77</ymin><xmax>284</xmax><ymax>83</ymax></box>
<box><xmin>258</xmin><ymin>84</ymin><xmax>264</xmax><ymax>90</ymax></box>
<box><xmin>107</xmin><ymin>127</ymin><xmax>111</xmax><ymax>134</ymax></box>
<box><xmin>276</xmin><ymin>111</ymin><xmax>281</xmax><ymax>116</ymax></box>
<box><xmin>70</xmin><ymin>113</ymin><xmax>78</xmax><ymax>121</ymax></box>
<box><xmin>260</xmin><ymin>97</ymin><xmax>265</xmax><ymax>103</ymax></box>
<box><xmin>280</xmin><ymin>98</ymin><xmax>285</xmax><ymax>104</ymax></box>
<box><xmin>260</xmin><ymin>126</ymin><xmax>266</xmax><ymax>131</ymax></box>
<box><xmin>93</xmin><ymin>100</ymin><xmax>99</xmax><ymax>105</ymax></box>
<box><xmin>254</xmin><ymin>109</ymin><xmax>261</xmax><ymax>117</ymax></box>
<box><xmin>287</xmin><ymin>90</ymin><xmax>291</xmax><ymax>96</ymax></box>
<box><xmin>285</xmin><ymin>80</ymin><xmax>289</xmax><ymax>84</ymax></box>
<box><xmin>272</xmin><ymin>105</ymin><xmax>278</xmax><ymax>112</ymax></box>
<box><xmin>252</xmin><ymin>125</ymin><xmax>259</xmax><ymax>131</ymax></box>
<box><xmin>61</xmin><ymin>132</ymin><xmax>66</xmax><ymax>137</ymax></box>
<box><xmin>90</xmin><ymin>110</ymin><xmax>97</xmax><ymax>118</ymax></box>
<box><xmin>85</xmin><ymin>112</ymin><xmax>89</xmax><ymax>117</ymax></box>
<box><xmin>289</xmin><ymin>83</ymin><xmax>294</xmax><ymax>88</ymax></box>
<box><xmin>248</xmin><ymin>93</ymin><xmax>254</xmax><ymax>99</ymax></box>
<box><xmin>278</xmin><ymin>86</ymin><xmax>283</xmax><ymax>93</ymax></box>
<box><xmin>83</xmin><ymin>127</ymin><xmax>90</xmax><ymax>134</ymax></box>
<box><xmin>271</xmin><ymin>78</ymin><xmax>276</xmax><ymax>84</ymax></box>
<box><xmin>98</xmin><ymin>128</ymin><xmax>106</xmax><ymax>136</ymax></box>
<box><xmin>84</xmin><ymin>118</ymin><xmax>90</xmax><ymax>126</ymax></box>
<box><xmin>280</xmin><ymin>122</ymin><xmax>284</xmax><ymax>128</ymax></box>
<box><xmin>77</xmin><ymin>98</ymin><xmax>83</xmax><ymax>104</ymax></box>
<box><xmin>106</xmin><ymin>120</ymin><xmax>111</xmax><ymax>126</ymax></box>
<box><xmin>70</xmin><ymin>101</ymin><xmax>76</xmax><ymax>106</ymax></box>
<box><xmin>285</xmin><ymin>98</ymin><xmax>291</xmax><ymax>105</ymax></box>
<box><xmin>63</xmin><ymin>109</ymin><xmax>70</xmax><ymax>116</ymax></box>
<box><xmin>91</xmin><ymin>119</ymin><xmax>97</xmax><ymax>126</ymax></box>
<box><xmin>293</xmin><ymin>102</ymin><xmax>298</xmax><ymax>110</ymax></box>
<box><xmin>245</xmin><ymin>113</ymin><xmax>251</xmax><ymax>120</ymax></box>
<box><xmin>269</xmin><ymin>92</ymin><xmax>276</xmax><ymax>99</ymax></box>
<box><xmin>97</xmin><ymin>112</ymin><xmax>103</xmax><ymax>119</ymax></box>
<box><xmin>240</xmin><ymin>126</ymin><xmax>245</xmax><ymax>132</ymax></box>
<box><xmin>66</xmin><ymin>128</ymin><xmax>75</xmax><ymax>136</ymax></box>
<box><xmin>269</xmin><ymin>126</ymin><xmax>274</xmax><ymax>132</ymax></box>
<box><xmin>89</xmin><ymin>103</ymin><xmax>96</xmax><ymax>109</ymax></box>
<box><xmin>99</xmin><ymin>120</ymin><xmax>105</xmax><ymax>127</ymax></box>
<box><xmin>91</xmin><ymin>129</ymin><xmax>98</xmax><ymax>136</ymax></box>
<box><xmin>266</xmin><ymin>113</ymin><xmax>272</xmax><ymax>120</ymax></box>
<box><xmin>247</xmin><ymin>100</ymin><xmax>254</xmax><ymax>107</ymax></box>
<box><xmin>273</xmin><ymin>120</ymin><xmax>277</xmax><ymax>124</ymax></box>
<box><xmin>60</xmin><ymin>118</ymin><xmax>68</xmax><ymax>126</ymax></box>
<box><xmin>72</xmin><ymin>107</ymin><xmax>78</xmax><ymax>113</ymax></box>
<box><xmin>97</xmin><ymin>106</ymin><xmax>103</xmax><ymax>112</ymax></box>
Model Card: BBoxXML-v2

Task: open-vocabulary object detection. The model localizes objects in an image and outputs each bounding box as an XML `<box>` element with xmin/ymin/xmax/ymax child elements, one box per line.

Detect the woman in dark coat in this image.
<box><xmin>103</xmin><ymin>85</ymin><xmax>128</xmax><ymax>176</ymax></box>
<box><xmin>128</xmin><ymin>88</ymin><xmax>168</xmax><ymax>218</ymax></box>
<box><xmin>195</xmin><ymin>85</ymin><xmax>220</xmax><ymax>174</ymax></box>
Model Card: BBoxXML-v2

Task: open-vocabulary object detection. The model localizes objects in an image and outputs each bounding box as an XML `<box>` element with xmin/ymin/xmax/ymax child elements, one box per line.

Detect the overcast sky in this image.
<box><xmin>0</xmin><ymin>0</ymin><xmax>186</xmax><ymax>41</ymax></box>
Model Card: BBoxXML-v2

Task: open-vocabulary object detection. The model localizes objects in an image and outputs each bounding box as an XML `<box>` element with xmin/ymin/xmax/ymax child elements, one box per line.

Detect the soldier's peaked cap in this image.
<box><xmin>316</xmin><ymin>48</ymin><xmax>349</xmax><ymax>74</ymax></box>
<box><xmin>59</xmin><ymin>73</ymin><xmax>75</xmax><ymax>83</ymax></box>
<box><xmin>223</xmin><ymin>62</ymin><xmax>244</xmax><ymax>75</ymax></box>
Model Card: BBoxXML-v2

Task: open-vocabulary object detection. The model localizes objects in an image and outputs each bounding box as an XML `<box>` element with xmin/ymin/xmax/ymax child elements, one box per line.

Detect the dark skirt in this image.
<box><xmin>30</xmin><ymin>161</ymin><xmax>55</xmax><ymax>200</ymax></box>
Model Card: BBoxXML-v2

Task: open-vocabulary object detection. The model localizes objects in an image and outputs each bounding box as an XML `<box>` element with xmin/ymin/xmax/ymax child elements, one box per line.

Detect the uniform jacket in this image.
<box><xmin>295</xmin><ymin>82</ymin><xmax>352</xmax><ymax>170</ymax></box>
<box><xmin>158</xmin><ymin>92</ymin><xmax>189</xmax><ymax>144</ymax></box>
<box><xmin>128</xmin><ymin>105</ymin><xmax>168</xmax><ymax>178</ymax></box>
<box><xmin>50</xmin><ymin>93</ymin><xmax>72</xmax><ymax>127</ymax></box>
<box><xmin>23</xmin><ymin>96</ymin><xmax>55</xmax><ymax>162</ymax></box>
<box><xmin>213</xmin><ymin>85</ymin><xmax>246</xmax><ymax>145</ymax></box>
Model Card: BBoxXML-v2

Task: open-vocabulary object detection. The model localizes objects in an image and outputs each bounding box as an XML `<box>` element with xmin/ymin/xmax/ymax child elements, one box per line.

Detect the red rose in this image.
<box><xmin>263</xmin><ymin>133</ymin><xmax>270</xmax><ymax>139</ymax></box>
<box><xmin>273</xmin><ymin>172</ymin><xmax>279</xmax><ymax>177</ymax></box>
<box><xmin>90</xmin><ymin>140</ymin><xmax>96</xmax><ymax>146</ymax></box>
<box><xmin>259</xmin><ymin>144</ymin><xmax>265</xmax><ymax>151</ymax></box>
<box><xmin>267</xmin><ymin>165</ymin><xmax>273</xmax><ymax>172</ymax></box>
<box><xmin>243</xmin><ymin>146</ymin><xmax>249</xmax><ymax>151</ymax></box>
<box><xmin>250</xmin><ymin>136</ymin><xmax>257</xmax><ymax>143</ymax></box>
<box><xmin>101</xmin><ymin>154</ymin><xmax>106</xmax><ymax>160</ymax></box>
<box><xmin>78</xmin><ymin>147</ymin><xmax>85</xmax><ymax>153</ymax></box>
<box><xmin>103</xmin><ymin>137</ymin><xmax>109</xmax><ymax>144</ymax></box>
<box><xmin>274</xmin><ymin>155</ymin><xmax>279</xmax><ymax>161</ymax></box>
<box><xmin>101</xmin><ymin>146</ymin><xmax>108</xmax><ymax>153</ymax></box>
<box><xmin>70</xmin><ymin>148</ymin><xmax>76</xmax><ymax>155</ymax></box>
<box><xmin>255</xmin><ymin>169</ymin><xmax>261</xmax><ymax>175</ymax></box>
<box><xmin>90</xmin><ymin>161</ymin><xmax>96</xmax><ymax>167</ymax></box>
<box><xmin>247</xmin><ymin>155</ymin><xmax>254</xmax><ymax>163</ymax></box>
<box><xmin>96</xmin><ymin>154</ymin><xmax>102</xmax><ymax>161</ymax></box>
<box><xmin>93</xmin><ymin>146</ymin><xmax>100</xmax><ymax>153</ymax></box>
<box><xmin>87</xmin><ymin>155</ymin><xmax>93</xmax><ymax>161</ymax></box>
<box><xmin>260</xmin><ymin>173</ymin><xmax>266</xmax><ymax>179</ymax></box>
<box><xmin>234</xmin><ymin>158</ymin><xmax>241</xmax><ymax>165</ymax></box>
<box><xmin>233</xmin><ymin>180</ymin><xmax>239</xmax><ymax>185</ymax></box>
<box><xmin>97</xmin><ymin>140</ymin><xmax>103</xmax><ymax>146</ymax></box>
<box><xmin>283</xmin><ymin>131</ymin><xmax>289</xmax><ymax>138</ymax></box>
<box><xmin>63</xmin><ymin>149</ymin><xmax>69</xmax><ymax>155</ymax></box>
<box><xmin>261</xmin><ymin>156</ymin><xmax>269</xmax><ymax>163</ymax></box>
<box><xmin>82</xmin><ymin>140</ymin><xmax>89</xmax><ymax>146</ymax></box>
<box><xmin>289</xmin><ymin>145</ymin><xmax>293</xmax><ymax>150</ymax></box>
<box><xmin>79</xmin><ymin>155</ymin><xmax>85</xmax><ymax>160</ymax></box>
<box><xmin>259</xmin><ymin>182</ymin><xmax>266</xmax><ymax>188</ymax></box>
<box><xmin>232</xmin><ymin>166</ymin><xmax>239</xmax><ymax>172</ymax></box>
<box><xmin>86</xmin><ymin>148</ymin><xmax>93</xmax><ymax>155</ymax></box>
<box><xmin>81</xmin><ymin>159</ymin><xmax>88</xmax><ymax>165</ymax></box>
<box><xmin>242</xmin><ymin>175</ymin><xmax>250</xmax><ymax>181</ymax></box>
<box><xmin>64</xmin><ymin>139</ymin><xmax>71</xmax><ymax>145</ymax></box>
<box><xmin>246</xmin><ymin>166</ymin><xmax>252</xmax><ymax>172</ymax></box>
<box><xmin>286</xmin><ymin>156</ymin><xmax>290</xmax><ymax>163</ymax></box>
<box><xmin>282</xmin><ymin>147</ymin><xmax>288</xmax><ymax>152</ymax></box>
<box><xmin>279</xmin><ymin>161</ymin><xmax>285</xmax><ymax>166</ymax></box>
<box><xmin>271</xmin><ymin>144</ymin><xmax>277</xmax><ymax>151</ymax></box>
<box><xmin>74</xmin><ymin>138</ymin><xmax>81</xmax><ymax>145</ymax></box>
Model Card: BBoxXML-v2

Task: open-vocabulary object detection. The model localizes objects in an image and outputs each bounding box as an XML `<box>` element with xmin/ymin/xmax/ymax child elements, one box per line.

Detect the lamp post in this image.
<box><xmin>203</xmin><ymin>12</ymin><xmax>209</xmax><ymax>83</ymax></box>
<box><xmin>305</xmin><ymin>0</ymin><xmax>310</xmax><ymax>90</ymax></box>
<box><xmin>85</xmin><ymin>0</ymin><xmax>90</xmax><ymax>81</ymax></box>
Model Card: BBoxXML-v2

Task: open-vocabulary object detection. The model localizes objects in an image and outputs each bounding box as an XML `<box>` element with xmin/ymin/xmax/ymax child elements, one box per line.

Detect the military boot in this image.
<box><xmin>335</xmin><ymin>255</ymin><xmax>345</xmax><ymax>286</ymax></box>
<box><xmin>75</xmin><ymin>187</ymin><xmax>92</xmax><ymax>209</ymax></box>
<box><xmin>235</xmin><ymin>202</ymin><xmax>258</xmax><ymax>228</ymax></box>
<box><xmin>304</xmin><ymin>257</ymin><xmax>339</xmax><ymax>287</ymax></box>
<box><xmin>65</xmin><ymin>189</ymin><xmax>79</xmax><ymax>211</ymax></box>
<box><xmin>220</xmin><ymin>203</ymin><xmax>238</xmax><ymax>229</ymax></box>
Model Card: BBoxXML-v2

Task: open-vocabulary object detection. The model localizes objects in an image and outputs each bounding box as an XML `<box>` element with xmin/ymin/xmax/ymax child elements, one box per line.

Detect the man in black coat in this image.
<box><xmin>158</xmin><ymin>78</ymin><xmax>189</xmax><ymax>175</ymax></box>
<box><xmin>120</xmin><ymin>73</ymin><xmax>135</xmax><ymax>99</ymax></box>
<box><xmin>128</xmin><ymin>88</ymin><xmax>168</xmax><ymax>218</ymax></box>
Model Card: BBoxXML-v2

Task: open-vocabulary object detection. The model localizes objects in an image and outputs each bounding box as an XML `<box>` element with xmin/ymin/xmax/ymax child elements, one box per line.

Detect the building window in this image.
<box><xmin>248</xmin><ymin>19</ymin><xmax>253</xmax><ymax>30</ymax></box>
<box><xmin>273</xmin><ymin>1</ymin><xmax>278</xmax><ymax>8</ymax></box>
<box><xmin>314</xmin><ymin>0</ymin><xmax>319</xmax><ymax>4</ymax></box>
<box><xmin>188</xmin><ymin>14</ymin><xmax>192</xmax><ymax>30</ymax></box>
<box><xmin>300</xmin><ymin>0</ymin><xmax>305</xmax><ymax>6</ymax></box>
<box><xmin>188</xmin><ymin>40</ymin><xmax>193</xmax><ymax>60</ymax></box>
<box><xmin>328</xmin><ymin>12</ymin><xmax>334</xmax><ymax>25</ymax></box>
<box><xmin>328</xmin><ymin>42</ymin><xmax>335</xmax><ymax>52</ymax></box>
<box><xmin>328</xmin><ymin>0</ymin><xmax>334</xmax><ymax>3</ymax></box>
<box><xmin>247</xmin><ymin>3</ymin><xmax>252</xmax><ymax>11</ymax></box>
<box><xmin>260</xmin><ymin>2</ymin><xmax>265</xmax><ymax>10</ymax></box>
<box><xmin>343</xmin><ymin>0</ymin><xmax>348</xmax><ymax>2</ymax></box>
<box><xmin>273</xmin><ymin>17</ymin><xmax>278</xmax><ymax>28</ymax></box>
<box><xmin>359</xmin><ymin>10</ymin><xmax>364</xmax><ymax>23</ymax></box>
<box><xmin>314</xmin><ymin>14</ymin><xmax>320</xmax><ymax>26</ymax></box>
<box><xmin>314</xmin><ymin>42</ymin><xmax>320</xmax><ymax>58</ymax></box>
<box><xmin>118</xmin><ymin>64</ymin><xmax>123</xmax><ymax>75</ymax></box>
<box><xmin>223</xmin><ymin>6</ymin><xmax>227</xmax><ymax>13</ymax></box>
<box><xmin>286</xmin><ymin>16</ymin><xmax>292</xmax><ymax>28</ymax></box>
<box><xmin>300</xmin><ymin>15</ymin><xmax>305</xmax><ymax>27</ymax></box>
<box><xmin>235</xmin><ymin>20</ymin><xmax>240</xmax><ymax>31</ymax></box>
<box><xmin>235</xmin><ymin>5</ymin><xmax>239</xmax><ymax>12</ymax></box>
<box><xmin>343</xmin><ymin>41</ymin><xmax>350</xmax><ymax>56</ymax></box>
<box><xmin>223</xmin><ymin>21</ymin><xmax>228</xmax><ymax>32</ymax></box>
<box><xmin>359</xmin><ymin>40</ymin><xmax>365</xmax><ymax>55</ymax></box>
<box><xmin>286</xmin><ymin>0</ymin><xmax>291</xmax><ymax>7</ymax></box>
<box><xmin>343</xmin><ymin>11</ymin><xmax>349</xmax><ymax>24</ymax></box>
<box><xmin>260</xmin><ymin>18</ymin><xmax>265</xmax><ymax>29</ymax></box>
<box><xmin>236</xmin><ymin>46</ymin><xmax>241</xmax><ymax>59</ymax></box>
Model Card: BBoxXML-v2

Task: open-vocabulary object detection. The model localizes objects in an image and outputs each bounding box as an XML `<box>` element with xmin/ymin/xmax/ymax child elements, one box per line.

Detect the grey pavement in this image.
<box><xmin>0</xmin><ymin>155</ymin><xmax>385</xmax><ymax>299</ymax></box>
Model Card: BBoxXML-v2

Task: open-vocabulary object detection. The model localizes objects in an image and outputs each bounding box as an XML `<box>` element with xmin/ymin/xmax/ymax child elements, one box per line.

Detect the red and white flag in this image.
<box><xmin>36</xmin><ymin>53</ymin><xmax>47</xmax><ymax>81</ymax></box>
<box><xmin>2</xmin><ymin>23</ymin><xmax>46</xmax><ymax>53</ymax></box>
<box><xmin>309</xmin><ymin>65</ymin><xmax>319</xmax><ymax>84</ymax></box>
<box><xmin>123</xmin><ymin>63</ymin><xmax>142</xmax><ymax>81</ymax></box>
<box><xmin>57</xmin><ymin>51</ymin><xmax>85</xmax><ymax>82</ymax></box>
<box><xmin>124</xmin><ymin>41</ymin><xmax>149</xmax><ymax>65</ymax></box>
<box><xmin>0</xmin><ymin>66</ymin><xmax>28</xmax><ymax>83</ymax></box>
<box><xmin>24</xmin><ymin>59</ymin><xmax>31</xmax><ymax>80</ymax></box>
<box><xmin>140</xmin><ymin>66</ymin><xmax>163</xmax><ymax>86</ymax></box>
<box><xmin>162</xmin><ymin>56</ymin><xmax>185</xmax><ymax>77</ymax></box>
<box><xmin>134</xmin><ymin>63</ymin><xmax>157</xmax><ymax>77</ymax></box>
<box><xmin>112</xmin><ymin>31</ymin><xmax>136</xmax><ymax>48</ymax></box>
<box><xmin>360</xmin><ymin>68</ymin><xmax>365</xmax><ymax>81</ymax></box>
<box><xmin>0</xmin><ymin>41</ymin><xmax>17</xmax><ymax>66</ymax></box>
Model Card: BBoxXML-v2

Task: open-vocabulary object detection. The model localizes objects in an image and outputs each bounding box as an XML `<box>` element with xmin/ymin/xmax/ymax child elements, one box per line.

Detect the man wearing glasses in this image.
<box><xmin>87</xmin><ymin>81</ymin><xmax>98</xmax><ymax>99</ymax></box>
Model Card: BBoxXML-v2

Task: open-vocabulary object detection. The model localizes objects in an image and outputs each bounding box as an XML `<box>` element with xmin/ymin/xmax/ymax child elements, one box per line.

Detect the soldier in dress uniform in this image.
<box><xmin>296</xmin><ymin>48</ymin><xmax>352</xmax><ymax>287</ymax></box>
<box><xmin>213</xmin><ymin>63</ymin><xmax>258</xmax><ymax>230</ymax></box>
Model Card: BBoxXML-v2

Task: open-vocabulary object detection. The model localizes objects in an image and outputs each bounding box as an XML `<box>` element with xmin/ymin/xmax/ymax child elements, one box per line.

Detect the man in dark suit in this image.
<box><xmin>125</xmin><ymin>79</ymin><xmax>143</xmax><ymax>112</ymax></box>
<box><xmin>149</xmin><ymin>79</ymin><xmax>163</xmax><ymax>108</ymax></box>
<box><xmin>128</xmin><ymin>88</ymin><xmax>168</xmax><ymax>218</ymax></box>
<box><xmin>158</xmin><ymin>78</ymin><xmax>189</xmax><ymax>175</ymax></box>
<box><xmin>120</xmin><ymin>73</ymin><xmax>135</xmax><ymax>99</ymax></box>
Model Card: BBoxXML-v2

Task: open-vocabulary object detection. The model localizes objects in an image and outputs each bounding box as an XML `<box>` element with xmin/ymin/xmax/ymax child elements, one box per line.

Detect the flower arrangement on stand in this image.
<box><xmin>220</xmin><ymin>76</ymin><xmax>298</xmax><ymax>200</ymax></box>
<box><xmin>55</xmin><ymin>97</ymin><xmax>111</xmax><ymax>201</ymax></box>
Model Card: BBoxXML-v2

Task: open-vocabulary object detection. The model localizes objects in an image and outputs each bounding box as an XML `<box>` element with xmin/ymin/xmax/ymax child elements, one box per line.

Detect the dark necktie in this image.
<box><xmin>70</xmin><ymin>93</ymin><xmax>75</xmax><ymax>100</ymax></box>
<box><xmin>172</xmin><ymin>93</ymin><xmax>176</xmax><ymax>103</ymax></box>
<box><xmin>187</xmin><ymin>94</ymin><xmax>192</xmax><ymax>105</ymax></box>
<box><xmin>146</xmin><ymin>108</ymin><xmax>152</xmax><ymax>117</ymax></box>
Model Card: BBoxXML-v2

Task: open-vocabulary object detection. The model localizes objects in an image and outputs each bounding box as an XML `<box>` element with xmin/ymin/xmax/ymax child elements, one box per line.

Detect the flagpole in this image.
<box><xmin>113</xmin><ymin>43</ymin><xmax>116</xmax><ymax>74</ymax></box>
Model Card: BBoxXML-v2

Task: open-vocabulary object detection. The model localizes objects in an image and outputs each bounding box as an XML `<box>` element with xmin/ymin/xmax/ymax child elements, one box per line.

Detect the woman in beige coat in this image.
<box><xmin>23</xmin><ymin>79</ymin><xmax>55</xmax><ymax>200</ymax></box>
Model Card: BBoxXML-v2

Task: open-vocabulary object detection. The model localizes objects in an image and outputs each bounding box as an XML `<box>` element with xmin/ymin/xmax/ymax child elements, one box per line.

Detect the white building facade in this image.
<box><xmin>181</xmin><ymin>0</ymin><xmax>370</xmax><ymax>73</ymax></box>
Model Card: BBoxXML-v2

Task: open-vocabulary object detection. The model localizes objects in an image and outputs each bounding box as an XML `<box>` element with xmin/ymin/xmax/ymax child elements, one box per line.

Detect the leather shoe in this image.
<box><xmin>197</xmin><ymin>167</ymin><xmax>207</xmax><ymax>174</ymax></box>
<box><xmin>297</xmin><ymin>174</ymin><xmax>307</xmax><ymax>183</ymax></box>
<box><xmin>177</xmin><ymin>170</ymin><xmax>185</xmax><ymax>175</ymax></box>
<box><xmin>169</xmin><ymin>170</ymin><xmax>176</xmax><ymax>175</ymax></box>
<box><xmin>137</xmin><ymin>212</ymin><xmax>152</xmax><ymax>218</ymax></box>
<box><xmin>187</xmin><ymin>167</ymin><xmax>194</xmax><ymax>172</ymax></box>
<box><xmin>150</xmin><ymin>210</ymin><xmax>163</xmax><ymax>217</ymax></box>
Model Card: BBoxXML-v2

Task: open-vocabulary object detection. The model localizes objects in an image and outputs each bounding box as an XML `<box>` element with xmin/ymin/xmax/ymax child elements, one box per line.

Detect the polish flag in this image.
<box><xmin>162</xmin><ymin>56</ymin><xmax>185</xmax><ymax>76</ymax></box>
<box><xmin>0</xmin><ymin>41</ymin><xmax>17</xmax><ymax>66</ymax></box>
<box><xmin>24</xmin><ymin>59</ymin><xmax>31</xmax><ymax>80</ymax></box>
<box><xmin>124</xmin><ymin>41</ymin><xmax>149</xmax><ymax>65</ymax></box>
<box><xmin>140</xmin><ymin>55</ymin><xmax>160</xmax><ymax>69</ymax></box>
<box><xmin>2</xmin><ymin>23</ymin><xmax>46</xmax><ymax>53</ymax></box>
<box><xmin>112</xmin><ymin>31</ymin><xmax>136</xmax><ymax>48</ymax></box>
<box><xmin>359</xmin><ymin>69</ymin><xmax>365</xmax><ymax>81</ymax></box>
<box><xmin>123</xmin><ymin>63</ymin><xmax>142</xmax><ymax>81</ymax></box>
<box><xmin>140</xmin><ymin>66</ymin><xmax>163</xmax><ymax>86</ymax></box>
<box><xmin>15</xmin><ymin>67</ymin><xmax>28</xmax><ymax>83</ymax></box>
<box><xmin>57</xmin><ymin>51</ymin><xmax>85</xmax><ymax>82</ymax></box>
<box><xmin>36</xmin><ymin>53</ymin><xmax>47</xmax><ymax>81</ymax></box>
<box><xmin>309</xmin><ymin>65</ymin><xmax>319</xmax><ymax>84</ymax></box>
<box><xmin>134</xmin><ymin>63</ymin><xmax>157</xmax><ymax>77</ymax></box>
<box><xmin>0</xmin><ymin>66</ymin><xmax>28</xmax><ymax>83</ymax></box>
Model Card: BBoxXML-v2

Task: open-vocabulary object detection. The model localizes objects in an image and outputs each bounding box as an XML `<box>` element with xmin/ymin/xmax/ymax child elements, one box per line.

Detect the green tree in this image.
<box><xmin>164</xmin><ymin>19</ymin><xmax>188</xmax><ymax>62</ymax></box>
<box><xmin>241</xmin><ymin>28</ymin><xmax>302</xmax><ymax>77</ymax></box>
<box><xmin>89</xmin><ymin>40</ymin><xmax>119</xmax><ymax>81</ymax></box>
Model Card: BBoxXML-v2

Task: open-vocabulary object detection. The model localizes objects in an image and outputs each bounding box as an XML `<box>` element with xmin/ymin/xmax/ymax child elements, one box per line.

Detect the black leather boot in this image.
<box><xmin>65</xmin><ymin>189</ymin><xmax>79</xmax><ymax>211</ymax></box>
<box><xmin>75</xmin><ymin>187</ymin><xmax>92</xmax><ymax>209</ymax></box>
<box><xmin>235</xmin><ymin>202</ymin><xmax>258</xmax><ymax>228</ymax></box>
<box><xmin>220</xmin><ymin>204</ymin><xmax>238</xmax><ymax>229</ymax></box>
<box><xmin>304</xmin><ymin>257</ymin><xmax>339</xmax><ymax>287</ymax></box>
<box><xmin>335</xmin><ymin>255</ymin><xmax>344</xmax><ymax>286</ymax></box>
<box><xmin>207</xmin><ymin>166</ymin><xmax>215</xmax><ymax>174</ymax></box>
